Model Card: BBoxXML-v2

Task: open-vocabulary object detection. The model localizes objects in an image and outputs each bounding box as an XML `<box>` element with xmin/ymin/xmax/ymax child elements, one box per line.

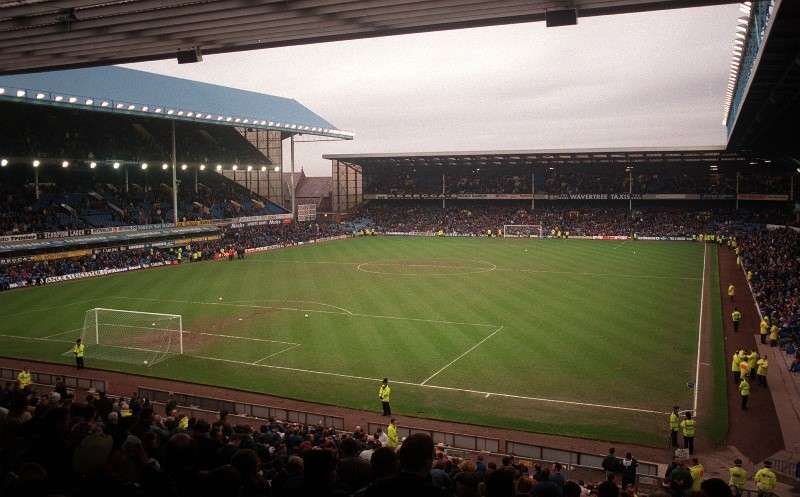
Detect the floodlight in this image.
<box><xmin>162</xmin><ymin>163</ymin><xmax>169</xmax><ymax>170</ymax></box>
<box><xmin>54</xmin><ymin>95</ymin><xmax>63</xmax><ymax>101</ymax></box>
<box><xmin>167</xmin><ymin>109</ymin><xmax>174</xmax><ymax>115</ymax></box>
<box><xmin>0</xmin><ymin>159</ymin><xmax>7</xmax><ymax>166</ymax></box>
<box><xmin>33</xmin><ymin>160</ymin><xmax>40</xmax><ymax>167</ymax></box>
<box><xmin>177</xmin><ymin>111</ymin><xmax>184</xmax><ymax>116</ymax></box>
<box><xmin>89</xmin><ymin>162</ymin><xmax>97</xmax><ymax>169</ymax></box>
<box><xmin>243</xmin><ymin>119</ymin><xmax>249</xmax><ymax>123</ymax></box>
<box><xmin>234</xmin><ymin>118</ymin><xmax>241</xmax><ymax>123</ymax></box>
<box><xmin>116</xmin><ymin>103</ymin><xmax>124</xmax><ymax>109</ymax></box>
<box><xmin>85</xmin><ymin>99</ymin><xmax>94</xmax><ymax>105</ymax></box>
<box><xmin>113</xmin><ymin>162</ymin><xmax>120</xmax><ymax>169</ymax></box>
<box><xmin>181</xmin><ymin>164</ymin><xmax>188</xmax><ymax>171</ymax></box>
<box><xmin>0</xmin><ymin>88</ymin><xmax>4</xmax><ymax>95</ymax></box>
<box><xmin>215</xmin><ymin>165</ymin><xmax>222</xmax><ymax>171</ymax></box>
<box><xmin>232</xmin><ymin>165</ymin><xmax>238</xmax><ymax>171</ymax></box>
<box><xmin>268</xmin><ymin>121</ymin><xmax>274</xmax><ymax>126</ymax></box>
<box><xmin>155</xmin><ymin>108</ymin><xmax>162</xmax><ymax>113</ymax></box>
<box><xmin>36</xmin><ymin>93</ymin><xmax>45</xmax><ymax>99</ymax></box>
<box><xmin>141</xmin><ymin>163</ymin><xmax>149</xmax><ymax>170</ymax></box>
<box><xmin>68</xmin><ymin>97</ymin><xmax>77</xmax><ymax>103</ymax></box>
<box><xmin>16</xmin><ymin>90</ymin><xmax>26</xmax><ymax>97</ymax></box>
<box><xmin>62</xmin><ymin>161</ymin><xmax>69</xmax><ymax>168</ymax></box>
<box><xmin>246</xmin><ymin>165</ymin><xmax>253</xmax><ymax>171</ymax></box>
<box><xmin>274</xmin><ymin>166</ymin><xmax>280</xmax><ymax>172</ymax></box>
<box><xmin>127</xmin><ymin>104</ymin><xmax>135</xmax><ymax>110</ymax></box>
<box><xmin>141</xmin><ymin>106</ymin><xmax>149</xmax><ymax>112</ymax></box>
<box><xmin>261</xmin><ymin>166</ymin><xmax>267</xmax><ymax>171</ymax></box>
<box><xmin>226</xmin><ymin>117</ymin><xmax>232</xmax><ymax>122</ymax></box>
<box><xmin>199</xmin><ymin>164</ymin><xmax>206</xmax><ymax>171</ymax></box>
<box><xmin>186</xmin><ymin>112</ymin><xmax>193</xmax><ymax>117</ymax></box>
<box><xmin>101</xmin><ymin>101</ymin><xmax>109</xmax><ymax>107</ymax></box>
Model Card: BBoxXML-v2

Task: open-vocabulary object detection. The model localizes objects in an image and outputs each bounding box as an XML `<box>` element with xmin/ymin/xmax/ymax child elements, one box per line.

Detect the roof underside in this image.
<box><xmin>324</xmin><ymin>147</ymin><xmax>761</xmax><ymax>167</ymax></box>
<box><xmin>0</xmin><ymin>66</ymin><xmax>350</xmax><ymax>138</ymax></box>
<box><xmin>726</xmin><ymin>0</ymin><xmax>800</xmax><ymax>154</ymax></box>
<box><xmin>0</xmin><ymin>0</ymin><xmax>735</xmax><ymax>75</ymax></box>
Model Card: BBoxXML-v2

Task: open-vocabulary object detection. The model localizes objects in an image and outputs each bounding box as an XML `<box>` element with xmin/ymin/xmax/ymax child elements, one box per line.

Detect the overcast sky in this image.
<box><xmin>128</xmin><ymin>3</ymin><xmax>739</xmax><ymax>177</ymax></box>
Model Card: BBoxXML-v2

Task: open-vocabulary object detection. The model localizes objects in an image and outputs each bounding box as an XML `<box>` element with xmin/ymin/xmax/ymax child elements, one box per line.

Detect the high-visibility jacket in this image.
<box><xmin>732</xmin><ymin>310</ymin><xmax>742</xmax><ymax>322</ymax></box>
<box><xmin>731</xmin><ymin>353</ymin><xmax>741</xmax><ymax>372</ymax></box>
<box><xmin>754</xmin><ymin>468</ymin><xmax>777</xmax><ymax>491</ymax></box>
<box><xmin>680</xmin><ymin>419</ymin><xmax>695</xmax><ymax>437</ymax></box>
<box><xmin>669</xmin><ymin>412</ymin><xmax>680</xmax><ymax>431</ymax></box>
<box><xmin>739</xmin><ymin>360</ymin><xmax>750</xmax><ymax>376</ymax></box>
<box><xmin>728</xmin><ymin>285</ymin><xmax>735</xmax><ymax>297</ymax></box>
<box><xmin>736</xmin><ymin>256</ymin><xmax>741</xmax><ymax>267</ymax></box>
<box><xmin>387</xmin><ymin>423</ymin><xmax>399</xmax><ymax>448</ymax></box>
<box><xmin>378</xmin><ymin>385</ymin><xmax>391</xmax><ymax>402</ymax></box>
<box><xmin>746</xmin><ymin>270</ymin><xmax>752</xmax><ymax>281</ymax></box>
<box><xmin>689</xmin><ymin>464</ymin><xmax>705</xmax><ymax>492</ymax></box>
<box><xmin>769</xmin><ymin>325</ymin><xmax>779</xmax><ymax>341</ymax></box>
<box><xmin>739</xmin><ymin>379</ymin><xmax>750</xmax><ymax>397</ymax></box>
<box><xmin>729</xmin><ymin>466</ymin><xmax>747</xmax><ymax>489</ymax></box>
<box><xmin>73</xmin><ymin>343</ymin><xmax>85</xmax><ymax>358</ymax></box>
<box><xmin>760</xmin><ymin>320</ymin><xmax>769</xmax><ymax>336</ymax></box>
<box><xmin>747</xmin><ymin>352</ymin><xmax>758</xmax><ymax>371</ymax></box>
<box><xmin>17</xmin><ymin>370</ymin><xmax>31</xmax><ymax>389</ymax></box>
<box><xmin>757</xmin><ymin>358</ymin><xmax>768</xmax><ymax>376</ymax></box>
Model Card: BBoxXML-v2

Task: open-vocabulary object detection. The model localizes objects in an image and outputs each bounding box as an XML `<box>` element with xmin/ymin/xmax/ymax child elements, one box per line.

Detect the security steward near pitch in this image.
<box><xmin>378</xmin><ymin>378</ymin><xmax>391</xmax><ymax>416</ymax></box>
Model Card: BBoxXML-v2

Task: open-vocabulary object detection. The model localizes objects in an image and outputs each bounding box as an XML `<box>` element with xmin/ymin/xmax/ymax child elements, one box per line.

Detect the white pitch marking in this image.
<box><xmin>43</xmin><ymin>327</ymin><xmax>82</xmax><ymax>339</ymax></box>
<box><xmin>0</xmin><ymin>333</ymin><xmax>669</xmax><ymax>415</ymax></box>
<box><xmin>251</xmin><ymin>343</ymin><xmax>301</xmax><ymax>365</ymax></box>
<box><xmin>109</xmin><ymin>296</ymin><xmax>499</xmax><ymax>328</ymax></box>
<box><xmin>0</xmin><ymin>298</ymin><xmax>103</xmax><ymax>320</ymax></box>
<box><xmin>420</xmin><ymin>326</ymin><xmax>505</xmax><ymax>385</ymax></box>
<box><xmin>485</xmin><ymin>393</ymin><xmax>491</xmax><ymax>398</ymax></box>
<box><xmin>693</xmin><ymin>243</ymin><xmax>708</xmax><ymax>414</ymax></box>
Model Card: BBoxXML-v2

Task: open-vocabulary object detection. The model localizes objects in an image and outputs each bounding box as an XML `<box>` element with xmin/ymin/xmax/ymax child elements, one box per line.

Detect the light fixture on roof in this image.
<box><xmin>36</xmin><ymin>93</ymin><xmax>45</xmax><ymax>99</ymax></box>
<box><xmin>181</xmin><ymin>164</ymin><xmax>187</xmax><ymax>171</ymax></box>
<box><xmin>246</xmin><ymin>165</ymin><xmax>253</xmax><ymax>171</ymax></box>
<box><xmin>206</xmin><ymin>114</ymin><xmax>212</xmax><ymax>119</ymax></box>
<box><xmin>90</xmin><ymin>162</ymin><xmax>97</xmax><ymax>169</ymax></box>
<box><xmin>141</xmin><ymin>106</ymin><xmax>149</xmax><ymax>112</ymax></box>
<box><xmin>234</xmin><ymin>118</ymin><xmax>241</xmax><ymax>123</ymax></box>
<box><xmin>273</xmin><ymin>166</ymin><xmax>280</xmax><ymax>172</ymax></box>
<box><xmin>155</xmin><ymin>108</ymin><xmax>162</xmax><ymax>113</ymax></box>
<box><xmin>187</xmin><ymin>112</ymin><xmax>193</xmax><ymax>117</ymax></box>
<box><xmin>199</xmin><ymin>164</ymin><xmax>206</xmax><ymax>171</ymax></box>
<box><xmin>162</xmin><ymin>163</ymin><xmax>169</xmax><ymax>170</ymax></box>
<box><xmin>243</xmin><ymin>119</ymin><xmax>249</xmax><ymax>123</ymax></box>
<box><xmin>0</xmin><ymin>159</ymin><xmax>7</xmax><ymax>167</ymax></box>
<box><xmin>85</xmin><ymin>98</ymin><xmax>94</xmax><ymax>105</ymax></box>
<box><xmin>113</xmin><ymin>162</ymin><xmax>120</xmax><ymax>169</ymax></box>
<box><xmin>68</xmin><ymin>97</ymin><xmax>77</xmax><ymax>103</ymax></box>
<box><xmin>115</xmin><ymin>103</ymin><xmax>124</xmax><ymax>109</ymax></box>
<box><xmin>268</xmin><ymin>121</ymin><xmax>274</xmax><ymax>126</ymax></box>
<box><xmin>0</xmin><ymin>88</ymin><xmax>5</xmax><ymax>95</ymax></box>
<box><xmin>127</xmin><ymin>104</ymin><xmax>135</xmax><ymax>110</ymax></box>
<box><xmin>33</xmin><ymin>160</ymin><xmax>40</xmax><ymax>167</ymax></box>
<box><xmin>177</xmin><ymin>111</ymin><xmax>184</xmax><ymax>116</ymax></box>
<box><xmin>61</xmin><ymin>160</ymin><xmax>69</xmax><ymax>168</ymax></box>
<box><xmin>217</xmin><ymin>116</ymin><xmax>224</xmax><ymax>121</ymax></box>
<box><xmin>232</xmin><ymin>165</ymin><xmax>238</xmax><ymax>171</ymax></box>
<box><xmin>141</xmin><ymin>163</ymin><xmax>149</xmax><ymax>170</ymax></box>
<box><xmin>215</xmin><ymin>164</ymin><xmax>222</xmax><ymax>172</ymax></box>
<box><xmin>16</xmin><ymin>90</ymin><xmax>25</xmax><ymax>97</ymax></box>
<box><xmin>261</xmin><ymin>166</ymin><xmax>267</xmax><ymax>171</ymax></box>
<box><xmin>167</xmin><ymin>109</ymin><xmax>174</xmax><ymax>115</ymax></box>
<box><xmin>226</xmin><ymin>117</ymin><xmax>232</xmax><ymax>122</ymax></box>
<box><xmin>101</xmin><ymin>101</ymin><xmax>110</xmax><ymax>107</ymax></box>
<box><xmin>54</xmin><ymin>95</ymin><xmax>63</xmax><ymax>102</ymax></box>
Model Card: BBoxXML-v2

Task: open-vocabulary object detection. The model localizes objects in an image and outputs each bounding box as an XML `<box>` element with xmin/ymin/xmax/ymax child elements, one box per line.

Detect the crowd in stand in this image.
<box><xmin>363</xmin><ymin>168</ymin><xmax>791</xmax><ymax>196</ymax></box>
<box><xmin>357</xmin><ymin>201</ymin><xmax>793</xmax><ymax>238</ymax></box>
<box><xmin>0</xmin><ymin>222</ymin><xmax>345</xmax><ymax>289</ymax></box>
<box><xmin>1</xmin><ymin>380</ymin><xmax>751</xmax><ymax>497</ymax></box>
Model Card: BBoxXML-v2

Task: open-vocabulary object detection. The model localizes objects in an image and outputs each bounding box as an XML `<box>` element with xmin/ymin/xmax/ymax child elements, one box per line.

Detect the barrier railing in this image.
<box><xmin>505</xmin><ymin>441</ymin><xmax>659</xmax><ymax>477</ymax></box>
<box><xmin>0</xmin><ymin>366</ymin><xmax>107</xmax><ymax>393</ymax></box>
<box><xmin>367</xmin><ymin>422</ymin><xmax>500</xmax><ymax>453</ymax></box>
<box><xmin>138</xmin><ymin>387</ymin><xmax>344</xmax><ymax>430</ymax></box>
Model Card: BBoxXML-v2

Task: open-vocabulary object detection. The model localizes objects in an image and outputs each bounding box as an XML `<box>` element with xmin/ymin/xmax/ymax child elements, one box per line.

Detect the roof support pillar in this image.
<box><xmin>172</xmin><ymin>119</ymin><xmax>178</xmax><ymax>226</ymax></box>
<box><xmin>290</xmin><ymin>134</ymin><xmax>296</xmax><ymax>220</ymax></box>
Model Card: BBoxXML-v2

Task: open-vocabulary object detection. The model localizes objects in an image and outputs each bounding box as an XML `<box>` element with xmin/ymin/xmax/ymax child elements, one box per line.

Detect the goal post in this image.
<box><xmin>503</xmin><ymin>225</ymin><xmax>543</xmax><ymax>238</ymax></box>
<box><xmin>81</xmin><ymin>307</ymin><xmax>183</xmax><ymax>366</ymax></box>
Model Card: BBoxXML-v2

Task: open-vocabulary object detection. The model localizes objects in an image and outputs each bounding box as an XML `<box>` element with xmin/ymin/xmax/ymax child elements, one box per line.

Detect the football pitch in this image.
<box><xmin>0</xmin><ymin>237</ymin><xmax>717</xmax><ymax>445</ymax></box>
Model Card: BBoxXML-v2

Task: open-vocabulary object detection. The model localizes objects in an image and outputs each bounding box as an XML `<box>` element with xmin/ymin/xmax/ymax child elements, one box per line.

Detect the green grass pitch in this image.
<box><xmin>0</xmin><ymin>237</ymin><xmax>711</xmax><ymax>445</ymax></box>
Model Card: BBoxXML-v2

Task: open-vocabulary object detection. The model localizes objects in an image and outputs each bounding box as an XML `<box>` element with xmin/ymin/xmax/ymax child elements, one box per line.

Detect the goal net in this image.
<box><xmin>80</xmin><ymin>308</ymin><xmax>183</xmax><ymax>367</ymax></box>
<box><xmin>503</xmin><ymin>225</ymin><xmax>543</xmax><ymax>238</ymax></box>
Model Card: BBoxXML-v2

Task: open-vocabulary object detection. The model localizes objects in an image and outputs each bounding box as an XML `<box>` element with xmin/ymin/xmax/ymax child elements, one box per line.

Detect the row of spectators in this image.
<box><xmin>357</xmin><ymin>201</ymin><xmax>794</xmax><ymax>238</ymax></box>
<box><xmin>363</xmin><ymin>168</ymin><xmax>792</xmax><ymax>196</ymax></box>
<box><xmin>738</xmin><ymin>228</ymin><xmax>800</xmax><ymax>358</ymax></box>
<box><xmin>0</xmin><ymin>166</ymin><xmax>283</xmax><ymax>235</ymax></box>
<box><xmin>0</xmin><ymin>222</ymin><xmax>345</xmax><ymax>289</ymax></box>
<box><xmin>0</xmin><ymin>380</ymin><xmax>738</xmax><ymax>497</ymax></box>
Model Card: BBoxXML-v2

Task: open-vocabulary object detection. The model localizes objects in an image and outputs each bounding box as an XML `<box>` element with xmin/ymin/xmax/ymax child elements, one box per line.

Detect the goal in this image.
<box><xmin>503</xmin><ymin>225</ymin><xmax>543</xmax><ymax>238</ymax></box>
<box><xmin>80</xmin><ymin>308</ymin><xmax>183</xmax><ymax>367</ymax></box>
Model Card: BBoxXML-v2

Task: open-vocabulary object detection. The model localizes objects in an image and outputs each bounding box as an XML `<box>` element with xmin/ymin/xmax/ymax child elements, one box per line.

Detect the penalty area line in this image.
<box><xmin>420</xmin><ymin>326</ymin><xmax>505</xmax><ymax>385</ymax></box>
<box><xmin>252</xmin><ymin>343</ymin><xmax>301</xmax><ymax>365</ymax></box>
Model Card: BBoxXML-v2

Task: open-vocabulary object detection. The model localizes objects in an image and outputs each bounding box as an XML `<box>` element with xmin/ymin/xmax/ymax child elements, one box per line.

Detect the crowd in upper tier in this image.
<box><xmin>363</xmin><ymin>168</ymin><xmax>791</xmax><ymax>196</ymax></box>
<box><xmin>0</xmin><ymin>379</ymin><xmax>765</xmax><ymax>497</ymax></box>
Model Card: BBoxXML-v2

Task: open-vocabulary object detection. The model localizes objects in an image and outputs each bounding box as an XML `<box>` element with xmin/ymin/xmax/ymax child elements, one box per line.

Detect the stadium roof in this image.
<box><xmin>0</xmin><ymin>0</ymin><xmax>736</xmax><ymax>75</ymax></box>
<box><xmin>324</xmin><ymin>146</ymin><xmax>764</xmax><ymax>167</ymax></box>
<box><xmin>0</xmin><ymin>66</ymin><xmax>352</xmax><ymax>139</ymax></box>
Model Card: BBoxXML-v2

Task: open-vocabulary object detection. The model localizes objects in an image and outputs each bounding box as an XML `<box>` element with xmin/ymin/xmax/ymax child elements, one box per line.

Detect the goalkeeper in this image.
<box><xmin>73</xmin><ymin>338</ymin><xmax>85</xmax><ymax>370</ymax></box>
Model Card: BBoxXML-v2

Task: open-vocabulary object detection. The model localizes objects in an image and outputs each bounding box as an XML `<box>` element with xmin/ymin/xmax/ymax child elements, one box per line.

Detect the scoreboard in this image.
<box><xmin>297</xmin><ymin>203</ymin><xmax>317</xmax><ymax>222</ymax></box>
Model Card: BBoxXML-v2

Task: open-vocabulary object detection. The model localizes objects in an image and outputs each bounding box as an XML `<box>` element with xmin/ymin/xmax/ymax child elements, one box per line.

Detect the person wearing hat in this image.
<box><xmin>669</xmin><ymin>406</ymin><xmax>681</xmax><ymax>448</ymax></box>
<box><xmin>754</xmin><ymin>461</ymin><xmax>777</xmax><ymax>496</ymax></box>
<box><xmin>729</xmin><ymin>459</ymin><xmax>748</xmax><ymax>491</ymax></box>
<box><xmin>378</xmin><ymin>378</ymin><xmax>391</xmax><ymax>416</ymax></box>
